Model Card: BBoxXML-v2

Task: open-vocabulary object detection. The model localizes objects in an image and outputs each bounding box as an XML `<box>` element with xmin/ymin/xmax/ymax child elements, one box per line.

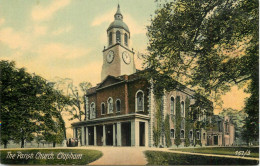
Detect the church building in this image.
<box><xmin>71</xmin><ymin>5</ymin><xmax>235</xmax><ymax>147</ymax></box>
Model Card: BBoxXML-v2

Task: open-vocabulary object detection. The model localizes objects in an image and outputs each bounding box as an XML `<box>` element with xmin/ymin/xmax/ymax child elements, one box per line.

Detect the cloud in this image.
<box><xmin>91</xmin><ymin>10</ymin><xmax>146</xmax><ymax>35</ymax></box>
<box><xmin>38</xmin><ymin>43</ymin><xmax>91</xmax><ymax>60</ymax></box>
<box><xmin>0</xmin><ymin>27</ymin><xmax>31</xmax><ymax>50</ymax></box>
<box><xmin>91</xmin><ymin>10</ymin><xmax>114</xmax><ymax>26</ymax></box>
<box><xmin>31</xmin><ymin>0</ymin><xmax>71</xmax><ymax>21</ymax></box>
<box><xmin>33</xmin><ymin>25</ymin><xmax>48</xmax><ymax>36</ymax></box>
<box><xmin>52</xmin><ymin>26</ymin><xmax>72</xmax><ymax>35</ymax></box>
<box><xmin>0</xmin><ymin>18</ymin><xmax>5</xmax><ymax>26</ymax></box>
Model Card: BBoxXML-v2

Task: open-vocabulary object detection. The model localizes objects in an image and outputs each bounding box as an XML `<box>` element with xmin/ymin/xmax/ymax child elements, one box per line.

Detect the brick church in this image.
<box><xmin>71</xmin><ymin>5</ymin><xmax>235</xmax><ymax>147</ymax></box>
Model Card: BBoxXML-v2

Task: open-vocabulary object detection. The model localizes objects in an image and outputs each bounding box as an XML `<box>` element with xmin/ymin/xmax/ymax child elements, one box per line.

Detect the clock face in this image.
<box><xmin>106</xmin><ymin>50</ymin><xmax>114</xmax><ymax>63</ymax></box>
<box><xmin>122</xmin><ymin>51</ymin><xmax>131</xmax><ymax>64</ymax></box>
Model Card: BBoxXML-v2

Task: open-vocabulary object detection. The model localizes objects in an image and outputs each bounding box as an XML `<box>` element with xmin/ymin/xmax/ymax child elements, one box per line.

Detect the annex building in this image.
<box><xmin>71</xmin><ymin>5</ymin><xmax>235</xmax><ymax>147</ymax></box>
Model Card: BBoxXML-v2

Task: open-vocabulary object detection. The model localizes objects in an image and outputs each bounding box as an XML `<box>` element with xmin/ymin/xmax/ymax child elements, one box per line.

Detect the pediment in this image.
<box><xmin>97</xmin><ymin>75</ymin><xmax>123</xmax><ymax>89</ymax></box>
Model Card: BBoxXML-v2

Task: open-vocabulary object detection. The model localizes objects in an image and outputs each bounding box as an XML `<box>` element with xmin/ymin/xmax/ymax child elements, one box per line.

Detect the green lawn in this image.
<box><xmin>0</xmin><ymin>149</ymin><xmax>102</xmax><ymax>165</ymax></box>
<box><xmin>172</xmin><ymin>147</ymin><xmax>259</xmax><ymax>158</ymax></box>
<box><xmin>145</xmin><ymin>151</ymin><xmax>259</xmax><ymax>165</ymax></box>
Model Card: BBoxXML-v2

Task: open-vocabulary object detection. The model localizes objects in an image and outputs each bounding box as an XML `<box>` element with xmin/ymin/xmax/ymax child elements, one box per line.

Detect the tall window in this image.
<box><xmin>170</xmin><ymin>129</ymin><xmax>175</xmax><ymax>138</ymax></box>
<box><xmin>136</xmin><ymin>90</ymin><xmax>144</xmax><ymax>112</ymax></box>
<box><xmin>203</xmin><ymin>133</ymin><xmax>206</xmax><ymax>140</ymax></box>
<box><xmin>116</xmin><ymin>31</ymin><xmax>121</xmax><ymax>43</ymax></box>
<box><xmin>181</xmin><ymin>101</ymin><xmax>185</xmax><ymax>117</ymax></box>
<box><xmin>196</xmin><ymin>130</ymin><xmax>200</xmax><ymax>140</ymax></box>
<box><xmin>116</xmin><ymin>99</ymin><xmax>121</xmax><ymax>112</ymax></box>
<box><xmin>180</xmin><ymin>130</ymin><xmax>185</xmax><ymax>139</ymax></box>
<box><xmin>109</xmin><ymin>32</ymin><xmax>112</xmax><ymax>45</ymax></box>
<box><xmin>107</xmin><ymin>97</ymin><xmax>113</xmax><ymax>114</ymax></box>
<box><xmin>101</xmin><ymin>103</ymin><xmax>105</xmax><ymax>115</ymax></box>
<box><xmin>90</xmin><ymin>102</ymin><xmax>96</xmax><ymax>119</ymax></box>
<box><xmin>170</xmin><ymin>97</ymin><xmax>174</xmax><ymax>115</ymax></box>
<box><xmin>124</xmin><ymin>33</ymin><xmax>128</xmax><ymax>46</ymax></box>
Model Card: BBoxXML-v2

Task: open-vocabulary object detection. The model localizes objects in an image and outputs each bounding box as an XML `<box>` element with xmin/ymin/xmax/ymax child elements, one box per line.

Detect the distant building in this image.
<box><xmin>207</xmin><ymin>115</ymin><xmax>235</xmax><ymax>146</ymax></box>
<box><xmin>71</xmin><ymin>5</ymin><xmax>235</xmax><ymax>147</ymax></box>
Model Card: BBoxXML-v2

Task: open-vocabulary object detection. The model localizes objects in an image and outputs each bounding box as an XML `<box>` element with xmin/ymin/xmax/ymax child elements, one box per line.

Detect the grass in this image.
<box><xmin>0</xmin><ymin>149</ymin><xmax>102</xmax><ymax>165</ymax></box>
<box><xmin>145</xmin><ymin>151</ymin><xmax>259</xmax><ymax>165</ymax></box>
<box><xmin>172</xmin><ymin>147</ymin><xmax>259</xmax><ymax>158</ymax></box>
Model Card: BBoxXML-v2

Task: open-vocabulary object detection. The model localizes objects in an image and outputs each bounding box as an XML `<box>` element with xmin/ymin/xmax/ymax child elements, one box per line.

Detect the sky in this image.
<box><xmin>0</xmin><ymin>0</ymin><xmax>249</xmax><ymax>115</ymax></box>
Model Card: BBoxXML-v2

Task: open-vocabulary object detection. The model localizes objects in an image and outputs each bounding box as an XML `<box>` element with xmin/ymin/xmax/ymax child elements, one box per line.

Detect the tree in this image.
<box><xmin>0</xmin><ymin>60</ymin><xmax>68</xmax><ymax>148</ymax></box>
<box><xmin>146</xmin><ymin>0</ymin><xmax>258</xmax><ymax>142</ymax></box>
<box><xmin>174</xmin><ymin>96</ymin><xmax>181</xmax><ymax>147</ymax></box>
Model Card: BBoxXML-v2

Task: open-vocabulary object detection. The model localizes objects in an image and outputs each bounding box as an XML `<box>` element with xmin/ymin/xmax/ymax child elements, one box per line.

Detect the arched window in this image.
<box><xmin>170</xmin><ymin>129</ymin><xmax>175</xmax><ymax>138</ymax></box>
<box><xmin>180</xmin><ymin>130</ymin><xmax>185</xmax><ymax>139</ymax></box>
<box><xmin>116</xmin><ymin>31</ymin><xmax>121</xmax><ymax>43</ymax></box>
<box><xmin>203</xmin><ymin>133</ymin><xmax>206</xmax><ymax>140</ymax></box>
<box><xmin>181</xmin><ymin>101</ymin><xmax>185</xmax><ymax>117</ymax></box>
<box><xmin>90</xmin><ymin>102</ymin><xmax>96</xmax><ymax>119</ymax></box>
<box><xmin>170</xmin><ymin>97</ymin><xmax>174</xmax><ymax>115</ymax></box>
<box><xmin>124</xmin><ymin>33</ymin><xmax>128</xmax><ymax>46</ymax></box>
<box><xmin>101</xmin><ymin>103</ymin><xmax>105</xmax><ymax>115</ymax></box>
<box><xmin>189</xmin><ymin>130</ymin><xmax>193</xmax><ymax>139</ymax></box>
<box><xmin>136</xmin><ymin>90</ymin><xmax>144</xmax><ymax>112</ymax></box>
<box><xmin>109</xmin><ymin>32</ymin><xmax>112</xmax><ymax>45</ymax></box>
<box><xmin>116</xmin><ymin>99</ymin><xmax>121</xmax><ymax>112</ymax></box>
<box><xmin>107</xmin><ymin>97</ymin><xmax>113</xmax><ymax>114</ymax></box>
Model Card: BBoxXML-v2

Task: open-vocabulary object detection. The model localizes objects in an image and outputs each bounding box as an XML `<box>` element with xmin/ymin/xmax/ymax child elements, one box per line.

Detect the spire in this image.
<box><xmin>114</xmin><ymin>4</ymin><xmax>123</xmax><ymax>20</ymax></box>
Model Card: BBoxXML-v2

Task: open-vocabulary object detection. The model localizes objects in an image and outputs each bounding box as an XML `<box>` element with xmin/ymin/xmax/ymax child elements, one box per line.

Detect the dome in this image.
<box><xmin>107</xmin><ymin>20</ymin><xmax>130</xmax><ymax>33</ymax></box>
<box><xmin>107</xmin><ymin>4</ymin><xmax>130</xmax><ymax>33</ymax></box>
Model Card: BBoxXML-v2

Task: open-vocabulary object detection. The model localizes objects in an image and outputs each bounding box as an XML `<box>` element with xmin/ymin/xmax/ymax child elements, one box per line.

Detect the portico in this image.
<box><xmin>72</xmin><ymin>114</ymin><xmax>149</xmax><ymax>147</ymax></box>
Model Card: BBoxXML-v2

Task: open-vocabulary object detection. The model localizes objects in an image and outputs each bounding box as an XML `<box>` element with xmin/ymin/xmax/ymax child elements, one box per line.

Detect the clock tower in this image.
<box><xmin>101</xmin><ymin>5</ymin><xmax>136</xmax><ymax>81</ymax></box>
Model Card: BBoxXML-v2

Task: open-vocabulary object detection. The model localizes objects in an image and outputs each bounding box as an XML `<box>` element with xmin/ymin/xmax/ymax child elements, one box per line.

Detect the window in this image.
<box><xmin>189</xmin><ymin>130</ymin><xmax>193</xmax><ymax>139</ymax></box>
<box><xmin>101</xmin><ymin>103</ymin><xmax>105</xmax><ymax>115</ymax></box>
<box><xmin>136</xmin><ymin>90</ymin><xmax>144</xmax><ymax>112</ymax></box>
<box><xmin>116</xmin><ymin>31</ymin><xmax>121</xmax><ymax>43</ymax></box>
<box><xmin>203</xmin><ymin>133</ymin><xmax>206</xmax><ymax>140</ymax></box>
<box><xmin>170</xmin><ymin>97</ymin><xmax>174</xmax><ymax>115</ymax></box>
<box><xmin>109</xmin><ymin>32</ymin><xmax>112</xmax><ymax>45</ymax></box>
<box><xmin>116</xmin><ymin>99</ymin><xmax>121</xmax><ymax>112</ymax></box>
<box><xmin>181</xmin><ymin>101</ymin><xmax>185</xmax><ymax>117</ymax></box>
<box><xmin>180</xmin><ymin>130</ymin><xmax>185</xmax><ymax>139</ymax></box>
<box><xmin>107</xmin><ymin>97</ymin><xmax>113</xmax><ymax>114</ymax></box>
<box><xmin>170</xmin><ymin>129</ymin><xmax>175</xmax><ymax>138</ymax></box>
<box><xmin>124</xmin><ymin>33</ymin><xmax>128</xmax><ymax>46</ymax></box>
<box><xmin>90</xmin><ymin>102</ymin><xmax>96</xmax><ymax>119</ymax></box>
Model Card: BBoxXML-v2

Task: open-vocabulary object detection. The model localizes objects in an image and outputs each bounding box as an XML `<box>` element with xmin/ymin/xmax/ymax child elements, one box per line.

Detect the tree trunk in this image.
<box><xmin>21</xmin><ymin>138</ymin><xmax>25</xmax><ymax>148</ymax></box>
<box><xmin>4</xmin><ymin>142</ymin><xmax>7</xmax><ymax>148</ymax></box>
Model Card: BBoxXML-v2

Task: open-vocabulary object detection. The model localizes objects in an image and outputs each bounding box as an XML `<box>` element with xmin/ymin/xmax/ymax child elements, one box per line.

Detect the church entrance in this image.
<box><xmin>88</xmin><ymin>126</ymin><xmax>94</xmax><ymax>145</ymax></box>
<box><xmin>96</xmin><ymin>125</ymin><xmax>103</xmax><ymax>146</ymax></box>
<box><xmin>214</xmin><ymin>135</ymin><xmax>218</xmax><ymax>145</ymax></box>
<box><xmin>106</xmin><ymin>124</ymin><xmax>113</xmax><ymax>146</ymax></box>
<box><xmin>121</xmin><ymin>122</ymin><xmax>131</xmax><ymax>146</ymax></box>
<box><xmin>139</xmin><ymin>122</ymin><xmax>145</xmax><ymax>146</ymax></box>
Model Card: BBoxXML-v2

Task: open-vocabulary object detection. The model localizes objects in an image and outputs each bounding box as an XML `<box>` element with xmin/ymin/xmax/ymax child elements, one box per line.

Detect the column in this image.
<box><xmin>131</xmin><ymin>120</ymin><xmax>139</xmax><ymax>146</ymax></box>
<box><xmin>103</xmin><ymin>125</ymin><xmax>106</xmax><ymax>146</ymax></box>
<box><xmin>113</xmin><ymin>124</ymin><xmax>116</xmax><ymax>146</ymax></box>
<box><xmin>145</xmin><ymin>121</ymin><xmax>149</xmax><ymax>147</ymax></box>
<box><xmin>117</xmin><ymin>122</ymin><xmax>121</xmax><ymax>146</ymax></box>
<box><xmin>86</xmin><ymin>127</ymin><xmax>89</xmax><ymax>146</ymax></box>
<box><xmin>73</xmin><ymin>128</ymin><xmax>76</xmax><ymax>138</ymax></box>
<box><xmin>81</xmin><ymin>126</ymin><xmax>84</xmax><ymax>146</ymax></box>
<box><xmin>94</xmin><ymin>126</ymin><xmax>97</xmax><ymax>146</ymax></box>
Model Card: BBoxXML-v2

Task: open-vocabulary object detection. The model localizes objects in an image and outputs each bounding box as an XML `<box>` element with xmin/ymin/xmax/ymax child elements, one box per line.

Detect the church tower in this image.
<box><xmin>101</xmin><ymin>5</ymin><xmax>136</xmax><ymax>81</ymax></box>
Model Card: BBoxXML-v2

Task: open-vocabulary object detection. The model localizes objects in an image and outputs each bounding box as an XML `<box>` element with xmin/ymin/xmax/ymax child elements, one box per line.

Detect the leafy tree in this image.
<box><xmin>153</xmin><ymin>96</ymin><xmax>163</xmax><ymax>147</ymax></box>
<box><xmin>146</xmin><ymin>0</ymin><xmax>258</xmax><ymax>141</ymax></box>
<box><xmin>184</xmin><ymin>98</ymin><xmax>190</xmax><ymax>147</ymax></box>
<box><xmin>0</xmin><ymin>60</ymin><xmax>68</xmax><ymax>148</ymax></box>
<box><xmin>164</xmin><ymin>114</ymin><xmax>171</xmax><ymax>147</ymax></box>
